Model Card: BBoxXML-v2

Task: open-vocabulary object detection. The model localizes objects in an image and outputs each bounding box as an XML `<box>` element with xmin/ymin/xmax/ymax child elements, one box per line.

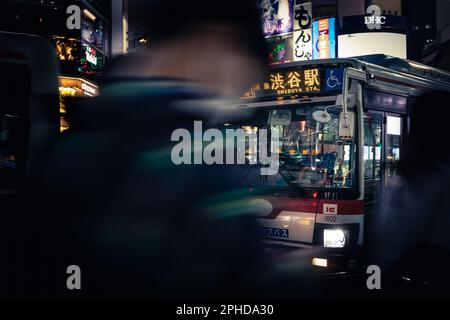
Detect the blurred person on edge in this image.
<box><xmin>369</xmin><ymin>91</ymin><xmax>450</xmax><ymax>297</ymax></box>
<box><xmin>26</xmin><ymin>0</ymin><xmax>272</xmax><ymax>299</ymax></box>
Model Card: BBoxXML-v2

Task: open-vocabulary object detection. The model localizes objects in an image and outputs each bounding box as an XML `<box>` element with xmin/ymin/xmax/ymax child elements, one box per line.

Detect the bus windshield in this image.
<box><xmin>228</xmin><ymin>104</ymin><xmax>356</xmax><ymax>191</ymax></box>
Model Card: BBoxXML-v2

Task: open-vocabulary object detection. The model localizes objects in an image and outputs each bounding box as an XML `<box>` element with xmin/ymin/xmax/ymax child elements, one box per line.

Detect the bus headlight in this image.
<box><xmin>324</xmin><ymin>229</ymin><xmax>347</xmax><ymax>248</ymax></box>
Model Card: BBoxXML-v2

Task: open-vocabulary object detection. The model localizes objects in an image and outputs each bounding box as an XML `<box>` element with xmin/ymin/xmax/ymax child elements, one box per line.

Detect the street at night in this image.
<box><xmin>2</xmin><ymin>0</ymin><xmax>450</xmax><ymax>314</ymax></box>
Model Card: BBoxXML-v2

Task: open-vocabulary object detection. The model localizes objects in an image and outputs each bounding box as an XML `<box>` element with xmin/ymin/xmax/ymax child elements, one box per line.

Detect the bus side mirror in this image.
<box><xmin>335</xmin><ymin>93</ymin><xmax>356</xmax><ymax>140</ymax></box>
<box><xmin>339</xmin><ymin>111</ymin><xmax>355</xmax><ymax>140</ymax></box>
<box><xmin>312</xmin><ymin>110</ymin><xmax>332</xmax><ymax>124</ymax></box>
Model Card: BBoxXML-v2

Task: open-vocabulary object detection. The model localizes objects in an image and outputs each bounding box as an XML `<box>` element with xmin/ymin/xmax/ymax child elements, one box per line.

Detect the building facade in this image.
<box><xmin>0</xmin><ymin>0</ymin><xmax>129</xmax><ymax>131</ymax></box>
<box><xmin>256</xmin><ymin>0</ymin><xmax>408</xmax><ymax>64</ymax></box>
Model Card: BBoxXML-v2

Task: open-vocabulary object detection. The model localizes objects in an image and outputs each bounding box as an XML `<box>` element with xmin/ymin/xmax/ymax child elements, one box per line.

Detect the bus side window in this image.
<box><xmin>385</xmin><ymin>115</ymin><xmax>402</xmax><ymax>186</ymax></box>
<box><xmin>364</xmin><ymin>113</ymin><xmax>382</xmax><ymax>206</ymax></box>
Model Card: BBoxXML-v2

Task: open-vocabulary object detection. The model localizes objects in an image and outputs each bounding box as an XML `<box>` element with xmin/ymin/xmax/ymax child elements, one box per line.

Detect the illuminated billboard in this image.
<box><xmin>259</xmin><ymin>2</ymin><xmax>337</xmax><ymax>64</ymax></box>
<box><xmin>260</xmin><ymin>0</ymin><xmax>294</xmax><ymax>37</ymax></box>
<box><xmin>338</xmin><ymin>33</ymin><xmax>406</xmax><ymax>58</ymax></box>
<box><xmin>267</xmin><ymin>34</ymin><xmax>294</xmax><ymax>65</ymax></box>
<box><xmin>80</xmin><ymin>45</ymin><xmax>105</xmax><ymax>76</ymax></box>
<box><xmin>81</xmin><ymin>8</ymin><xmax>104</xmax><ymax>51</ymax></box>
<box><xmin>312</xmin><ymin>18</ymin><xmax>336</xmax><ymax>59</ymax></box>
<box><xmin>293</xmin><ymin>2</ymin><xmax>313</xmax><ymax>61</ymax></box>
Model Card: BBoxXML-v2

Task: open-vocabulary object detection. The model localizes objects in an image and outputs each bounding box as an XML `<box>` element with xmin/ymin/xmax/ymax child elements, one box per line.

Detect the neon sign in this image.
<box><xmin>85</xmin><ymin>46</ymin><xmax>97</xmax><ymax>65</ymax></box>
<box><xmin>272</xmin><ymin>43</ymin><xmax>287</xmax><ymax>62</ymax></box>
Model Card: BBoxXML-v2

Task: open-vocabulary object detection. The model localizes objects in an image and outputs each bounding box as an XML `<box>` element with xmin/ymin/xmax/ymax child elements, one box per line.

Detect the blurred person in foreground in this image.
<box><xmin>25</xmin><ymin>0</ymin><xmax>273</xmax><ymax>299</ymax></box>
<box><xmin>369</xmin><ymin>91</ymin><xmax>450</xmax><ymax>297</ymax></box>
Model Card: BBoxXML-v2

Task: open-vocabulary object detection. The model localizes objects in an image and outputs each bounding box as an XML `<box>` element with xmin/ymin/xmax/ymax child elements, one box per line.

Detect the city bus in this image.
<box><xmin>227</xmin><ymin>54</ymin><xmax>450</xmax><ymax>270</ymax></box>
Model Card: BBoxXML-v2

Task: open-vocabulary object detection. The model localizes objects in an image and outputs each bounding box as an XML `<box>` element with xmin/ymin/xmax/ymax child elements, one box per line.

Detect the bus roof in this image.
<box><xmin>273</xmin><ymin>54</ymin><xmax>450</xmax><ymax>88</ymax></box>
<box><xmin>241</xmin><ymin>55</ymin><xmax>450</xmax><ymax>104</ymax></box>
<box><xmin>356</xmin><ymin>54</ymin><xmax>450</xmax><ymax>87</ymax></box>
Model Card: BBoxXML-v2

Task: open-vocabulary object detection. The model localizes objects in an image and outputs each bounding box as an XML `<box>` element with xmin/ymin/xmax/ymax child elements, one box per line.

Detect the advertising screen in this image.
<box><xmin>80</xmin><ymin>45</ymin><xmax>105</xmax><ymax>76</ymax></box>
<box><xmin>293</xmin><ymin>2</ymin><xmax>313</xmax><ymax>61</ymax></box>
<box><xmin>312</xmin><ymin>18</ymin><xmax>336</xmax><ymax>59</ymax></box>
<box><xmin>267</xmin><ymin>34</ymin><xmax>294</xmax><ymax>64</ymax></box>
<box><xmin>338</xmin><ymin>32</ymin><xmax>406</xmax><ymax>58</ymax></box>
<box><xmin>81</xmin><ymin>9</ymin><xmax>104</xmax><ymax>52</ymax></box>
<box><xmin>260</xmin><ymin>0</ymin><xmax>294</xmax><ymax>37</ymax></box>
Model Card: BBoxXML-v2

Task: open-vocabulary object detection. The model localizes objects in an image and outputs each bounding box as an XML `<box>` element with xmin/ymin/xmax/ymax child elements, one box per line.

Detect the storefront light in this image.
<box><xmin>59</xmin><ymin>77</ymin><xmax>99</xmax><ymax>97</ymax></box>
<box><xmin>59</xmin><ymin>87</ymin><xmax>78</xmax><ymax>97</ymax></box>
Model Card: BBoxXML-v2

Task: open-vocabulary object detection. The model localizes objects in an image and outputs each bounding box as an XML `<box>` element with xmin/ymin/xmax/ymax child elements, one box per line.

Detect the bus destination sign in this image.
<box><xmin>242</xmin><ymin>66</ymin><xmax>344</xmax><ymax>100</ymax></box>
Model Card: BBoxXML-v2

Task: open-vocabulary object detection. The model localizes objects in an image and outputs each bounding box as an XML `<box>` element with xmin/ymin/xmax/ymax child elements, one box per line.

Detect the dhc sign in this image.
<box><xmin>364</xmin><ymin>5</ymin><xmax>386</xmax><ymax>30</ymax></box>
